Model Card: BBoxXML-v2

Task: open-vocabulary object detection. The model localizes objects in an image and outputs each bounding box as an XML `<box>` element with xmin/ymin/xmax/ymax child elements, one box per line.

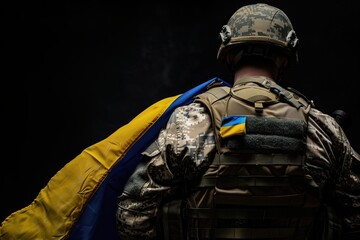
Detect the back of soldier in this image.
<box><xmin>117</xmin><ymin>3</ymin><xmax>360</xmax><ymax>240</ymax></box>
<box><xmin>165</xmin><ymin>77</ymin><xmax>322</xmax><ymax>239</ymax></box>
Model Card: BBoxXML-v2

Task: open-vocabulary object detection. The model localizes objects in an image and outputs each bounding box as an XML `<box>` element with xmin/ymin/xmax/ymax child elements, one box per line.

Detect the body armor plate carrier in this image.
<box><xmin>162</xmin><ymin>77</ymin><xmax>321</xmax><ymax>240</ymax></box>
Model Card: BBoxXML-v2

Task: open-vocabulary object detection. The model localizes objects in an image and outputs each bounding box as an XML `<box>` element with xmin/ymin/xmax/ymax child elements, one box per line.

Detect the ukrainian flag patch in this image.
<box><xmin>220</xmin><ymin>115</ymin><xmax>246</xmax><ymax>138</ymax></box>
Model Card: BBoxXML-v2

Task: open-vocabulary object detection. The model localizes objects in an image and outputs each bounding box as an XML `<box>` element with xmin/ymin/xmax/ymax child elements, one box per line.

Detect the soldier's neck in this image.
<box><xmin>234</xmin><ymin>65</ymin><xmax>276</xmax><ymax>84</ymax></box>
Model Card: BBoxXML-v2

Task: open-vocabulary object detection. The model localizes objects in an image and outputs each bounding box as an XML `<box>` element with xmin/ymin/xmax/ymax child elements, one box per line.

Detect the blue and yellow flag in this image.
<box><xmin>0</xmin><ymin>77</ymin><xmax>230</xmax><ymax>240</ymax></box>
<box><xmin>220</xmin><ymin>115</ymin><xmax>247</xmax><ymax>138</ymax></box>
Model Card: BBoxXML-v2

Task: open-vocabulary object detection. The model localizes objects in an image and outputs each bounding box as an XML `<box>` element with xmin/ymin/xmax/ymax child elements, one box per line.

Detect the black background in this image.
<box><xmin>1</xmin><ymin>0</ymin><xmax>359</xmax><ymax>222</ymax></box>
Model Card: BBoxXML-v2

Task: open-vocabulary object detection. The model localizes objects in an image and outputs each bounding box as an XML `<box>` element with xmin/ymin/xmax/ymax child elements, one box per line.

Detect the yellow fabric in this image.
<box><xmin>0</xmin><ymin>95</ymin><xmax>180</xmax><ymax>240</ymax></box>
<box><xmin>220</xmin><ymin>123</ymin><xmax>246</xmax><ymax>138</ymax></box>
<box><xmin>220</xmin><ymin>116</ymin><xmax>247</xmax><ymax>138</ymax></box>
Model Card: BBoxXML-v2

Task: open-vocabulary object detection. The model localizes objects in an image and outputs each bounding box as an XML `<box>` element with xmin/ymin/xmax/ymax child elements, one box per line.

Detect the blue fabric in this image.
<box><xmin>67</xmin><ymin>77</ymin><xmax>230</xmax><ymax>240</ymax></box>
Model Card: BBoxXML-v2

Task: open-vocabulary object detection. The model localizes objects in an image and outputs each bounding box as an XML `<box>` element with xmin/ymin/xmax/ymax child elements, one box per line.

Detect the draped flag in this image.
<box><xmin>0</xmin><ymin>77</ymin><xmax>230</xmax><ymax>240</ymax></box>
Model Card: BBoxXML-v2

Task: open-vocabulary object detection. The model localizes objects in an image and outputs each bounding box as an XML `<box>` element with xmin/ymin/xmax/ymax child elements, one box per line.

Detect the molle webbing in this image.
<box><xmin>188</xmin><ymin>227</ymin><xmax>310</xmax><ymax>239</ymax></box>
<box><xmin>186</xmin><ymin>207</ymin><xmax>317</xmax><ymax>239</ymax></box>
<box><xmin>183</xmin><ymin>78</ymin><xmax>318</xmax><ymax>239</ymax></box>
<box><xmin>187</xmin><ymin>207</ymin><xmax>318</xmax><ymax>220</ymax></box>
<box><xmin>199</xmin><ymin>176</ymin><xmax>307</xmax><ymax>188</ymax></box>
<box><xmin>162</xmin><ymin>200</ymin><xmax>186</xmax><ymax>240</ymax></box>
<box><xmin>211</xmin><ymin>153</ymin><xmax>304</xmax><ymax>166</ymax></box>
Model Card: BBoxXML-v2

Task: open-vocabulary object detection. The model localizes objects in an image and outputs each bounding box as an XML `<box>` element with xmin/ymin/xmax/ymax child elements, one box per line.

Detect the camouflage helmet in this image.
<box><xmin>217</xmin><ymin>3</ymin><xmax>299</xmax><ymax>70</ymax></box>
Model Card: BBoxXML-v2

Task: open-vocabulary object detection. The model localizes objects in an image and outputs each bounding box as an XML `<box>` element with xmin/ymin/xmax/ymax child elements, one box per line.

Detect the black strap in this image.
<box><xmin>199</xmin><ymin>176</ymin><xmax>306</xmax><ymax>188</ymax></box>
<box><xmin>212</xmin><ymin>153</ymin><xmax>305</xmax><ymax>166</ymax></box>
<box><xmin>187</xmin><ymin>207</ymin><xmax>319</xmax><ymax>219</ymax></box>
<box><xmin>189</xmin><ymin>227</ymin><xmax>310</xmax><ymax>239</ymax></box>
<box><xmin>213</xmin><ymin>193</ymin><xmax>306</xmax><ymax>206</ymax></box>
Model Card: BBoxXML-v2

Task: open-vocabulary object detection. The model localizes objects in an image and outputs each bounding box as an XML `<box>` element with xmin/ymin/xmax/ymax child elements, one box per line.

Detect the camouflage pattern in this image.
<box><xmin>217</xmin><ymin>3</ymin><xmax>299</xmax><ymax>68</ymax></box>
<box><xmin>116</xmin><ymin>92</ymin><xmax>360</xmax><ymax>239</ymax></box>
<box><xmin>227</xmin><ymin>3</ymin><xmax>294</xmax><ymax>46</ymax></box>
<box><xmin>116</xmin><ymin>6</ymin><xmax>359</xmax><ymax>238</ymax></box>
<box><xmin>116</xmin><ymin>103</ymin><xmax>215</xmax><ymax>240</ymax></box>
<box><xmin>306</xmin><ymin>108</ymin><xmax>360</xmax><ymax>237</ymax></box>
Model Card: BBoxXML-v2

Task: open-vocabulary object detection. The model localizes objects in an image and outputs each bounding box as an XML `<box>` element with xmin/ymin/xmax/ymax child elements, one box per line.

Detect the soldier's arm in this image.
<box><xmin>307</xmin><ymin>108</ymin><xmax>360</xmax><ymax>238</ymax></box>
<box><xmin>116</xmin><ymin>103</ymin><xmax>215</xmax><ymax>240</ymax></box>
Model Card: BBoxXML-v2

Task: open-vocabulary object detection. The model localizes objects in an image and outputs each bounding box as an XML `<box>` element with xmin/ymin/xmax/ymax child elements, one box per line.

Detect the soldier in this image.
<box><xmin>116</xmin><ymin>3</ymin><xmax>360</xmax><ymax>240</ymax></box>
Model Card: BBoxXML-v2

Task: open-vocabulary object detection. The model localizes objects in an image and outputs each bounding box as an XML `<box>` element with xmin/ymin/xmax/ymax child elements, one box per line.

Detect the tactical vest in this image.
<box><xmin>162</xmin><ymin>76</ymin><xmax>321</xmax><ymax>240</ymax></box>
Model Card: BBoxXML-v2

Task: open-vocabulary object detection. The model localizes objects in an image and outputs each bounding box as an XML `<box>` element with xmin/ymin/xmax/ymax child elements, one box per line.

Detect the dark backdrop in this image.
<box><xmin>1</xmin><ymin>1</ymin><xmax>359</xmax><ymax>222</ymax></box>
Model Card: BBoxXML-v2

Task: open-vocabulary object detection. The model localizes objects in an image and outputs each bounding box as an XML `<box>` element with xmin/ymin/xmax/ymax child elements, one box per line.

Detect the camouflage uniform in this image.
<box><xmin>117</xmin><ymin>3</ymin><xmax>360</xmax><ymax>239</ymax></box>
<box><xmin>116</xmin><ymin>91</ymin><xmax>360</xmax><ymax>239</ymax></box>
<box><xmin>116</xmin><ymin>102</ymin><xmax>215</xmax><ymax>239</ymax></box>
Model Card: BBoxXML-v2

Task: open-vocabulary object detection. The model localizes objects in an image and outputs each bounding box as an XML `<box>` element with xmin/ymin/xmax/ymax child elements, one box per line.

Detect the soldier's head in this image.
<box><xmin>217</xmin><ymin>3</ymin><xmax>299</xmax><ymax>80</ymax></box>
